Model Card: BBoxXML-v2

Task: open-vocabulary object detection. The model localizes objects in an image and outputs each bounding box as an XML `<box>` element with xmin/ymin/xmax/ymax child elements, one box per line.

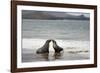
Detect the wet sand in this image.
<box><xmin>22</xmin><ymin>48</ymin><xmax>90</xmax><ymax>62</ymax></box>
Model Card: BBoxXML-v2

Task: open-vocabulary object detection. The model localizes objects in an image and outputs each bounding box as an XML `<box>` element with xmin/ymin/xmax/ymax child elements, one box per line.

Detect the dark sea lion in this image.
<box><xmin>36</xmin><ymin>40</ymin><xmax>51</xmax><ymax>54</ymax></box>
<box><xmin>52</xmin><ymin>40</ymin><xmax>63</xmax><ymax>53</ymax></box>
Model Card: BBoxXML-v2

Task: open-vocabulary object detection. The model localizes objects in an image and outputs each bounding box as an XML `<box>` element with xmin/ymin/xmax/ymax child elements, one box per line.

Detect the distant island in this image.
<box><xmin>22</xmin><ymin>10</ymin><xmax>90</xmax><ymax>20</ymax></box>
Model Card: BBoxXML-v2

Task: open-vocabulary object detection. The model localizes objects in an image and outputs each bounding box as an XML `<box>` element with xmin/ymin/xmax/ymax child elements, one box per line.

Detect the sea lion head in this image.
<box><xmin>46</xmin><ymin>39</ymin><xmax>51</xmax><ymax>43</ymax></box>
<box><xmin>52</xmin><ymin>40</ymin><xmax>56</xmax><ymax>44</ymax></box>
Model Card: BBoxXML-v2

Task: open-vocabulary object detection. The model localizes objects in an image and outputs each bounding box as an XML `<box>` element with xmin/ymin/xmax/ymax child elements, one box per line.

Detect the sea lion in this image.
<box><xmin>52</xmin><ymin>40</ymin><xmax>63</xmax><ymax>53</ymax></box>
<box><xmin>36</xmin><ymin>40</ymin><xmax>51</xmax><ymax>54</ymax></box>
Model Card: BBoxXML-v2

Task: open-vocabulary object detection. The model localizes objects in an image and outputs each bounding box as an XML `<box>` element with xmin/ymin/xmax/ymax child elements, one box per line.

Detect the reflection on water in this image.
<box><xmin>39</xmin><ymin>53</ymin><xmax>49</xmax><ymax>61</ymax></box>
<box><xmin>38</xmin><ymin>52</ymin><xmax>63</xmax><ymax>61</ymax></box>
<box><xmin>53</xmin><ymin>53</ymin><xmax>63</xmax><ymax>60</ymax></box>
<box><xmin>22</xmin><ymin>49</ymin><xmax>89</xmax><ymax>62</ymax></box>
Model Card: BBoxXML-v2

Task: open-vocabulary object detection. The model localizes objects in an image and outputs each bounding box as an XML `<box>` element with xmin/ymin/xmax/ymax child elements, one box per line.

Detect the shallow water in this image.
<box><xmin>22</xmin><ymin>19</ymin><xmax>90</xmax><ymax>62</ymax></box>
<box><xmin>22</xmin><ymin>19</ymin><xmax>90</xmax><ymax>41</ymax></box>
<box><xmin>22</xmin><ymin>48</ymin><xmax>89</xmax><ymax>62</ymax></box>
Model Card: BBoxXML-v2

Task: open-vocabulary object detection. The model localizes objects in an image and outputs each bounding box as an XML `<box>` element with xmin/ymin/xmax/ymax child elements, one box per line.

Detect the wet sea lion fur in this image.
<box><xmin>52</xmin><ymin>40</ymin><xmax>63</xmax><ymax>53</ymax></box>
<box><xmin>36</xmin><ymin>40</ymin><xmax>51</xmax><ymax>54</ymax></box>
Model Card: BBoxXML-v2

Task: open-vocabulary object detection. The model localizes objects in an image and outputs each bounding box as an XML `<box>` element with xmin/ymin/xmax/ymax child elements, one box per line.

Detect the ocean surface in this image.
<box><xmin>22</xmin><ymin>19</ymin><xmax>90</xmax><ymax>62</ymax></box>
